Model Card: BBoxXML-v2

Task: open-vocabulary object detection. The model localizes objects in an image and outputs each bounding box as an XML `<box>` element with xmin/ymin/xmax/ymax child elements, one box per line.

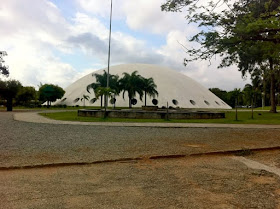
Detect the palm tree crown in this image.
<box><xmin>141</xmin><ymin>77</ymin><xmax>158</xmax><ymax>106</ymax></box>
<box><xmin>87</xmin><ymin>70</ymin><xmax>119</xmax><ymax>108</ymax></box>
<box><xmin>119</xmin><ymin>71</ymin><xmax>144</xmax><ymax>108</ymax></box>
<box><xmin>86</xmin><ymin>70</ymin><xmax>158</xmax><ymax>108</ymax></box>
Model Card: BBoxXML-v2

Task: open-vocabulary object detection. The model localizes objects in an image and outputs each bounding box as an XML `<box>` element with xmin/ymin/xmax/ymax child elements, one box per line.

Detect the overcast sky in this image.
<box><xmin>0</xmin><ymin>0</ymin><xmax>250</xmax><ymax>90</ymax></box>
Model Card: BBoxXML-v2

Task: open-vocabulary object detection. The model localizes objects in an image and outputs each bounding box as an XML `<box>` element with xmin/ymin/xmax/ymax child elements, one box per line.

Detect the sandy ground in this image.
<box><xmin>1</xmin><ymin>112</ymin><xmax>280</xmax><ymax>208</ymax></box>
<box><xmin>1</xmin><ymin>151</ymin><xmax>280</xmax><ymax>209</ymax></box>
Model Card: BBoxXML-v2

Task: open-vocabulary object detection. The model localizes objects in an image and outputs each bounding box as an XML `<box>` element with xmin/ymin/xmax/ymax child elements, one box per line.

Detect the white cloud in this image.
<box><xmin>67</xmin><ymin>12</ymin><xmax>164</xmax><ymax>65</ymax></box>
<box><xmin>78</xmin><ymin>0</ymin><xmax>112</xmax><ymax>17</ymax></box>
<box><xmin>183</xmin><ymin>60</ymin><xmax>250</xmax><ymax>91</ymax></box>
<box><xmin>157</xmin><ymin>29</ymin><xmax>250</xmax><ymax>91</ymax></box>
<box><xmin>0</xmin><ymin>0</ymin><xmax>249</xmax><ymax>91</ymax></box>
<box><xmin>77</xmin><ymin>0</ymin><xmax>188</xmax><ymax>34</ymax></box>
<box><xmin>0</xmin><ymin>0</ymin><xmax>75</xmax><ymax>88</ymax></box>
<box><xmin>122</xmin><ymin>0</ymin><xmax>187</xmax><ymax>34</ymax></box>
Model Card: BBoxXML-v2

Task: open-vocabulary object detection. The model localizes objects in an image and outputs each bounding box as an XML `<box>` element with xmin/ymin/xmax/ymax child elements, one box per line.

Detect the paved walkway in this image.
<box><xmin>14</xmin><ymin>111</ymin><xmax>280</xmax><ymax>129</ymax></box>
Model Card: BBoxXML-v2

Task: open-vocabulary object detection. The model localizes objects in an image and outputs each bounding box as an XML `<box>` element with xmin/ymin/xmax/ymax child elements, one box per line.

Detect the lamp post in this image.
<box><xmin>105</xmin><ymin>0</ymin><xmax>113</xmax><ymax>112</ymax></box>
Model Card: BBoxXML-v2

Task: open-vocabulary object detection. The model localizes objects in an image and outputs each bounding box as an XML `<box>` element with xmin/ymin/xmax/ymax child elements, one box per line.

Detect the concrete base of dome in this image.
<box><xmin>78</xmin><ymin>109</ymin><xmax>225</xmax><ymax>119</ymax></box>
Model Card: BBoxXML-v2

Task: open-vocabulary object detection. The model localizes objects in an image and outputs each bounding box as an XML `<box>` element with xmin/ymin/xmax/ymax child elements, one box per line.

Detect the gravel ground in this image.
<box><xmin>1</xmin><ymin>153</ymin><xmax>280</xmax><ymax>209</ymax></box>
<box><xmin>1</xmin><ymin>112</ymin><xmax>280</xmax><ymax>208</ymax></box>
<box><xmin>1</xmin><ymin>112</ymin><xmax>280</xmax><ymax>167</ymax></box>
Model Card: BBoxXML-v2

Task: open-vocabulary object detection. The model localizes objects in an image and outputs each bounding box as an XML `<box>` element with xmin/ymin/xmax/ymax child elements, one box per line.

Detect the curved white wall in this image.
<box><xmin>55</xmin><ymin>63</ymin><xmax>231</xmax><ymax>109</ymax></box>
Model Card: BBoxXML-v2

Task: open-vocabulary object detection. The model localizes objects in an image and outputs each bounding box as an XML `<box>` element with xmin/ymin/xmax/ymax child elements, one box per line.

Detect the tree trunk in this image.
<box><xmin>262</xmin><ymin>75</ymin><xmax>266</xmax><ymax>109</ymax></box>
<box><xmin>145</xmin><ymin>91</ymin><xmax>147</xmax><ymax>106</ymax></box>
<box><xmin>7</xmin><ymin>98</ymin><xmax>13</xmax><ymax>111</ymax></box>
<box><xmin>166</xmin><ymin>102</ymin><xmax>169</xmax><ymax>120</ymax></box>
<box><xmin>235</xmin><ymin>98</ymin><xmax>238</xmax><ymax>121</ymax></box>
<box><xmin>104</xmin><ymin>100</ymin><xmax>107</xmax><ymax>118</ymax></box>
<box><xmin>251</xmin><ymin>96</ymin><xmax>254</xmax><ymax>119</ymax></box>
<box><xmin>101</xmin><ymin>96</ymin><xmax>103</xmax><ymax>108</ymax></box>
<box><xmin>129</xmin><ymin>97</ymin><xmax>132</xmax><ymax>108</ymax></box>
<box><xmin>269</xmin><ymin>59</ymin><xmax>277</xmax><ymax>113</ymax></box>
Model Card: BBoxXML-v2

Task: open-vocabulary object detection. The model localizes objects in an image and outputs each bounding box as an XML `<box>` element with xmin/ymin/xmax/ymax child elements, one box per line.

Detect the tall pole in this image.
<box><xmin>105</xmin><ymin>0</ymin><xmax>113</xmax><ymax>110</ymax></box>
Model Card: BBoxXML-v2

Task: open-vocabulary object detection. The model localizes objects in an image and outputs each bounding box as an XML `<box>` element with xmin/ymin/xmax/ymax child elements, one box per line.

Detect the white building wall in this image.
<box><xmin>55</xmin><ymin>63</ymin><xmax>231</xmax><ymax>109</ymax></box>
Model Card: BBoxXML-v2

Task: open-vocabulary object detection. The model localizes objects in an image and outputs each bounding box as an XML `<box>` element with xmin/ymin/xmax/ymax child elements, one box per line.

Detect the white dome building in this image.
<box><xmin>55</xmin><ymin>63</ymin><xmax>231</xmax><ymax>109</ymax></box>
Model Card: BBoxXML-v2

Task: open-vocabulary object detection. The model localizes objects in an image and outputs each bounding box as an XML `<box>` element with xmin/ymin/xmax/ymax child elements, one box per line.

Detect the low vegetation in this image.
<box><xmin>40</xmin><ymin>110</ymin><xmax>280</xmax><ymax>125</ymax></box>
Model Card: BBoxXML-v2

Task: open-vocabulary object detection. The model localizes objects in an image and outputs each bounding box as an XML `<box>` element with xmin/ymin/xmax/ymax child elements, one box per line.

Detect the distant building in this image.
<box><xmin>54</xmin><ymin>63</ymin><xmax>231</xmax><ymax>109</ymax></box>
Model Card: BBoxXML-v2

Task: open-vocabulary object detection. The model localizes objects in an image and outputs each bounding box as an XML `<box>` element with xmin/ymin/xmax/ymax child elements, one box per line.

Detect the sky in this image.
<box><xmin>0</xmin><ymin>0</ymin><xmax>250</xmax><ymax>90</ymax></box>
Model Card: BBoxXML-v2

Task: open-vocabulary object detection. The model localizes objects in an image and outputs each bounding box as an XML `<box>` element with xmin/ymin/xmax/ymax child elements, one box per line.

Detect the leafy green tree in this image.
<box><xmin>0</xmin><ymin>51</ymin><xmax>9</xmax><ymax>76</ymax></box>
<box><xmin>209</xmin><ymin>88</ymin><xmax>230</xmax><ymax>105</ymax></box>
<box><xmin>16</xmin><ymin>86</ymin><xmax>36</xmax><ymax>106</ymax></box>
<box><xmin>87</xmin><ymin>70</ymin><xmax>120</xmax><ymax>108</ymax></box>
<box><xmin>0</xmin><ymin>66</ymin><xmax>9</xmax><ymax>76</ymax></box>
<box><xmin>141</xmin><ymin>77</ymin><xmax>158</xmax><ymax>106</ymax></box>
<box><xmin>161</xmin><ymin>0</ymin><xmax>280</xmax><ymax>112</ymax></box>
<box><xmin>0</xmin><ymin>79</ymin><xmax>22</xmax><ymax>111</ymax></box>
<box><xmin>119</xmin><ymin>71</ymin><xmax>144</xmax><ymax>108</ymax></box>
<box><xmin>39</xmin><ymin>84</ymin><xmax>65</xmax><ymax>107</ymax></box>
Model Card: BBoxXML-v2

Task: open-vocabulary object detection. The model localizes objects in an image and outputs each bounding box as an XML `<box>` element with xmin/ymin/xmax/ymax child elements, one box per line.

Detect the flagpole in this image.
<box><xmin>105</xmin><ymin>0</ymin><xmax>113</xmax><ymax>110</ymax></box>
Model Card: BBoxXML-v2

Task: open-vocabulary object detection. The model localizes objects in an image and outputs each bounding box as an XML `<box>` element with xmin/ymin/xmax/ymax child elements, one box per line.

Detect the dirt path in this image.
<box><xmin>1</xmin><ymin>152</ymin><xmax>280</xmax><ymax>209</ymax></box>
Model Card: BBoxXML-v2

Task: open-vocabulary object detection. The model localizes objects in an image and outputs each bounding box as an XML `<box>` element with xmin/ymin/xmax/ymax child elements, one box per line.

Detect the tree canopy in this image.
<box><xmin>0</xmin><ymin>51</ymin><xmax>9</xmax><ymax>76</ymax></box>
<box><xmin>87</xmin><ymin>70</ymin><xmax>120</xmax><ymax>108</ymax></box>
<box><xmin>162</xmin><ymin>0</ymin><xmax>280</xmax><ymax>112</ymax></box>
<box><xmin>39</xmin><ymin>84</ymin><xmax>65</xmax><ymax>106</ymax></box>
<box><xmin>0</xmin><ymin>79</ymin><xmax>22</xmax><ymax>111</ymax></box>
<box><xmin>141</xmin><ymin>77</ymin><xmax>158</xmax><ymax>106</ymax></box>
<box><xmin>16</xmin><ymin>86</ymin><xmax>36</xmax><ymax>106</ymax></box>
<box><xmin>119</xmin><ymin>71</ymin><xmax>144</xmax><ymax>108</ymax></box>
<box><xmin>86</xmin><ymin>70</ymin><xmax>159</xmax><ymax>108</ymax></box>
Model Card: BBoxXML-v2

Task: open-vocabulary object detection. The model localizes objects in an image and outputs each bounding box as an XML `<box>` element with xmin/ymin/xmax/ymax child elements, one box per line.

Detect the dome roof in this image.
<box><xmin>55</xmin><ymin>63</ymin><xmax>231</xmax><ymax>109</ymax></box>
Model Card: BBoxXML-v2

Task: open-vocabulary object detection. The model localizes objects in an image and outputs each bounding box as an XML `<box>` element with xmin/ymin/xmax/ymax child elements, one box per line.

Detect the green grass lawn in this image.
<box><xmin>40</xmin><ymin>110</ymin><xmax>280</xmax><ymax>125</ymax></box>
<box><xmin>1</xmin><ymin>105</ymin><xmax>278</xmax><ymax>111</ymax></box>
<box><xmin>246</xmin><ymin>106</ymin><xmax>280</xmax><ymax>111</ymax></box>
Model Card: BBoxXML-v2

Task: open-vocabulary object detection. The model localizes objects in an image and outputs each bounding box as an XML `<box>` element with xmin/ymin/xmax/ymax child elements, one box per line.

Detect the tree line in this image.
<box><xmin>0</xmin><ymin>70</ymin><xmax>159</xmax><ymax>111</ymax></box>
<box><xmin>210</xmin><ymin>82</ymin><xmax>280</xmax><ymax>109</ymax></box>
<box><xmin>79</xmin><ymin>70</ymin><xmax>158</xmax><ymax>108</ymax></box>
<box><xmin>0</xmin><ymin>79</ymin><xmax>65</xmax><ymax>111</ymax></box>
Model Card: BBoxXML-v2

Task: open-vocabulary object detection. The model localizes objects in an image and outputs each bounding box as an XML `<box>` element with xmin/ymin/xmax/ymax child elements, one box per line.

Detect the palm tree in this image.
<box><xmin>119</xmin><ymin>71</ymin><xmax>144</xmax><ymax>108</ymax></box>
<box><xmin>141</xmin><ymin>77</ymin><xmax>158</xmax><ymax>106</ymax></box>
<box><xmin>81</xmin><ymin>94</ymin><xmax>90</xmax><ymax>108</ymax></box>
<box><xmin>87</xmin><ymin>70</ymin><xmax>119</xmax><ymax>108</ymax></box>
<box><xmin>87</xmin><ymin>71</ymin><xmax>107</xmax><ymax>108</ymax></box>
<box><xmin>94</xmin><ymin>87</ymin><xmax>115</xmax><ymax>117</ymax></box>
<box><xmin>95</xmin><ymin>87</ymin><xmax>115</xmax><ymax>100</ymax></box>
